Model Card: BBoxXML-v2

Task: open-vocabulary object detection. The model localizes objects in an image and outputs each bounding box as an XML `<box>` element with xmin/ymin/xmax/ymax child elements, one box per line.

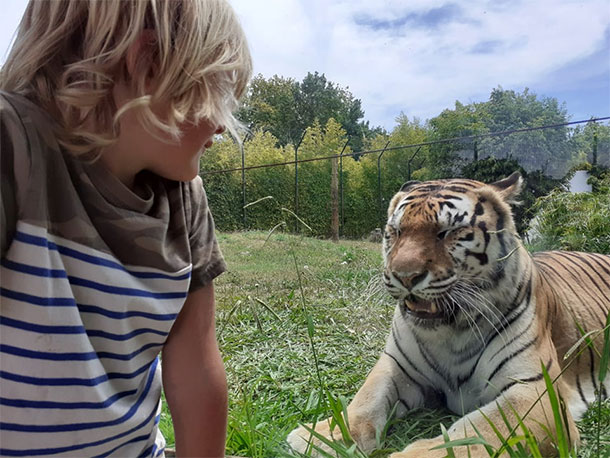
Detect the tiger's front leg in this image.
<box><xmin>286</xmin><ymin>352</ymin><xmax>425</xmax><ymax>456</ymax></box>
<box><xmin>389</xmin><ymin>373</ymin><xmax>579</xmax><ymax>458</ymax></box>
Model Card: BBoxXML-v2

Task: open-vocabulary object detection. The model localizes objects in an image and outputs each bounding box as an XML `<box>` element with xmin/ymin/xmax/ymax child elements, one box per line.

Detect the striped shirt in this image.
<box><xmin>0</xmin><ymin>92</ymin><xmax>226</xmax><ymax>457</ymax></box>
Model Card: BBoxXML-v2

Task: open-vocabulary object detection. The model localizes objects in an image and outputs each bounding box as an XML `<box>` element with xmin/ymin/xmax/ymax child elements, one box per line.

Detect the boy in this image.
<box><xmin>0</xmin><ymin>0</ymin><xmax>252</xmax><ymax>456</ymax></box>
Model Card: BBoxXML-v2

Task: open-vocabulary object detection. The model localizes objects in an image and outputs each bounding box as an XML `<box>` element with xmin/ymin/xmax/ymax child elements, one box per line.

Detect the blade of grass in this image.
<box><xmin>264</xmin><ymin>221</ymin><xmax>287</xmax><ymax>245</ymax></box>
<box><xmin>596</xmin><ymin>312</ymin><xmax>610</xmax><ymax>457</ymax></box>
<box><xmin>253</xmin><ymin>297</ymin><xmax>282</xmax><ymax>321</ymax></box>
<box><xmin>244</xmin><ymin>195</ymin><xmax>275</xmax><ymax>209</ymax></box>
<box><xmin>281</xmin><ymin>208</ymin><xmax>313</xmax><ymax>232</ymax></box>
<box><xmin>326</xmin><ymin>392</ymin><xmax>354</xmax><ymax>447</ymax></box>
<box><xmin>598</xmin><ymin>312</ymin><xmax>610</xmax><ymax>384</ymax></box>
<box><xmin>439</xmin><ymin>423</ymin><xmax>457</xmax><ymax>458</ymax></box>
<box><xmin>218</xmin><ymin>299</ymin><xmax>242</xmax><ymax>339</ymax></box>
<box><xmin>468</xmin><ymin>420</ymin><xmax>497</xmax><ymax>456</ymax></box>
<box><xmin>563</xmin><ymin>329</ymin><xmax>602</xmax><ymax>361</ymax></box>
<box><xmin>541</xmin><ymin>361</ymin><xmax>570</xmax><ymax>456</ymax></box>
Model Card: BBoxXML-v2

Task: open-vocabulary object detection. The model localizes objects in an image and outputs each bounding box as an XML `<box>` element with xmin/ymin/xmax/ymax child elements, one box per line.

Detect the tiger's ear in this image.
<box><xmin>490</xmin><ymin>172</ymin><xmax>523</xmax><ymax>203</ymax></box>
<box><xmin>400</xmin><ymin>180</ymin><xmax>421</xmax><ymax>192</ymax></box>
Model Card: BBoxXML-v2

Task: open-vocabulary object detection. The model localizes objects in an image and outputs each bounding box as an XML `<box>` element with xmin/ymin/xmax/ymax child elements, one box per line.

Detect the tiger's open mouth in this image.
<box><xmin>403</xmin><ymin>294</ymin><xmax>444</xmax><ymax>319</ymax></box>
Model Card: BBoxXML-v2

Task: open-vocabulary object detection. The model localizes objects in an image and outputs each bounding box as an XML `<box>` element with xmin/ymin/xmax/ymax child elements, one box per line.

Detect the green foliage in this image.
<box><xmin>237</xmin><ymin>72</ymin><xmax>375</xmax><ymax>151</ymax></box>
<box><xmin>202</xmin><ymin>82</ymin><xmax>606</xmax><ymax>239</ymax></box>
<box><xmin>199</xmin><ymin>136</ymin><xmax>243</xmax><ymax>231</ymax></box>
<box><xmin>200</xmin><ymin>119</ymin><xmax>380</xmax><ymax>238</ymax></box>
<box><xmin>427</xmin><ymin>100</ymin><xmax>489</xmax><ymax>178</ymax></box>
<box><xmin>481</xmin><ymin>87</ymin><xmax>572</xmax><ymax>177</ymax></box>
<box><xmin>244</xmin><ymin>131</ymin><xmax>294</xmax><ymax>230</ymax></box>
<box><xmin>427</xmin><ymin>87</ymin><xmax>574</xmax><ymax>179</ymax></box>
<box><xmin>528</xmin><ymin>173</ymin><xmax>610</xmax><ymax>254</ymax></box>
<box><xmin>569</xmin><ymin>121</ymin><xmax>610</xmax><ymax>168</ymax></box>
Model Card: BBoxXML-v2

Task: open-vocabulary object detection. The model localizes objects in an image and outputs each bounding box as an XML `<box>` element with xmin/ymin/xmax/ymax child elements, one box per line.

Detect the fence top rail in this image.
<box><xmin>200</xmin><ymin>116</ymin><xmax>610</xmax><ymax>176</ymax></box>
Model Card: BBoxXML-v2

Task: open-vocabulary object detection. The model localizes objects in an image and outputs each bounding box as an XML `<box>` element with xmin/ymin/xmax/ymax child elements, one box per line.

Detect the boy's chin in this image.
<box><xmin>152</xmin><ymin>166</ymin><xmax>199</xmax><ymax>182</ymax></box>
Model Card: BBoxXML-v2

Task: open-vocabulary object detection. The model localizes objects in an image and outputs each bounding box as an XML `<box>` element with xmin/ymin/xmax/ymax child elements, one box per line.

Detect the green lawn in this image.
<box><xmin>161</xmin><ymin>231</ymin><xmax>610</xmax><ymax>457</ymax></box>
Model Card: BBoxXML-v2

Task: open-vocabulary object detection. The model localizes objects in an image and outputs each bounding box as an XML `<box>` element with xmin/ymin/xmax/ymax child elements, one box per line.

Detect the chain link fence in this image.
<box><xmin>200</xmin><ymin>118</ymin><xmax>610</xmax><ymax>239</ymax></box>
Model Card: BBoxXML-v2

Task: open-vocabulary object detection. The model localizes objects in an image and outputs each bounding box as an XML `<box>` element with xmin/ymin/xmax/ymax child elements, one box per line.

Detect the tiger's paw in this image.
<box><xmin>286</xmin><ymin>422</ymin><xmax>333</xmax><ymax>456</ymax></box>
<box><xmin>389</xmin><ymin>437</ymin><xmax>488</xmax><ymax>458</ymax></box>
<box><xmin>388</xmin><ymin>438</ymin><xmax>445</xmax><ymax>458</ymax></box>
<box><xmin>286</xmin><ymin>417</ymin><xmax>377</xmax><ymax>457</ymax></box>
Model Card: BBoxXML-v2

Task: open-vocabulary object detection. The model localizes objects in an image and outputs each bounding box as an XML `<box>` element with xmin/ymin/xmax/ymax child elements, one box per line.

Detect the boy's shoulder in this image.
<box><xmin>0</xmin><ymin>91</ymin><xmax>61</xmax><ymax>153</ymax></box>
<box><xmin>0</xmin><ymin>91</ymin><xmax>26</xmax><ymax>133</ymax></box>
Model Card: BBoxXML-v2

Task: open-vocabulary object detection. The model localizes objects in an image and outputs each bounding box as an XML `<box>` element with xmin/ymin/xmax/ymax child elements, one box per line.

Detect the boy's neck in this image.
<box><xmin>99</xmin><ymin>146</ymin><xmax>141</xmax><ymax>190</ymax></box>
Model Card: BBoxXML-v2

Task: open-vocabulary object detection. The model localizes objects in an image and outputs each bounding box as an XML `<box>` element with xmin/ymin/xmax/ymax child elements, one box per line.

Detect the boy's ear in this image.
<box><xmin>125</xmin><ymin>30</ymin><xmax>159</xmax><ymax>83</ymax></box>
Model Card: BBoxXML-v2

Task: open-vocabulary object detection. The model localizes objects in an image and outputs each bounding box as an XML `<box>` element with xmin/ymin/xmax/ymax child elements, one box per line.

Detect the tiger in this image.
<box><xmin>287</xmin><ymin>172</ymin><xmax>610</xmax><ymax>457</ymax></box>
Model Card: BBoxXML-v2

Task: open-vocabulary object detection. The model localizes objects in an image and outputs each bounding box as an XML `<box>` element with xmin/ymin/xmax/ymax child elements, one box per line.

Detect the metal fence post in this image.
<box><xmin>338</xmin><ymin>139</ymin><xmax>349</xmax><ymax>237</ymax></box>
<box><xmin>407</xmin><ymin>147</ymin><xmax>422</xmax><ymax>181</ymax></box>
<box><xmin>377</xmin><ymin>140</ymin><xmax>391</xmax><ymax>229</ymax></box>
<box><xmin>592</xmin><ymin>122</ymin><xmax>598</xmax><ymax>166</ymax></box>
<box><xmin>293</xmin><ymin>131</ymin><xmax>307</xmax><ymax>233</ymax></box>
<box><xmin>240</xmin><ymin>142</ymin><xmax>246</xmax><ymax>228</ymax></box>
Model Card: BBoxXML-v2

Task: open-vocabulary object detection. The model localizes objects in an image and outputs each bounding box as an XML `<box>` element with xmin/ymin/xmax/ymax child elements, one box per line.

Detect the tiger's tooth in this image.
<box><xmin>429</xmin><ymin>302</ymin><xmax>438</xmax><ymax>314</ymax></box>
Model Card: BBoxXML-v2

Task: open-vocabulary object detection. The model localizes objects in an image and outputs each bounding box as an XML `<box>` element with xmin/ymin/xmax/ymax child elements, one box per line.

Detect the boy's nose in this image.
<box><xmin>215</xmin><ymin>125</ymin><xmax>225</xmax><ymax>134</ymax></box>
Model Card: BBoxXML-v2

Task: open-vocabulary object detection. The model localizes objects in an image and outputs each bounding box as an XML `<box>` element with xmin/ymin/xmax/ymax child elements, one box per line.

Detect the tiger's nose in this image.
<box><xmin>393</xmin><ymin>270</ymin><xmax>427</xmax><ymax>290</ymax></box>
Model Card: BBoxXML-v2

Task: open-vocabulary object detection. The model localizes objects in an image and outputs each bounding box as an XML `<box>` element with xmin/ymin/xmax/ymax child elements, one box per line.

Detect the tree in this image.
<box><xmin>237</xmin><ymin>72</ymin><xmax>376</xmax><ymax>152</ymax></box>
<box><xmin>569</xmin><ymin>121</ymin><xmax>610</xmax><ymax>168</ymax></box>
<box><xmin>199</xmin><ymin>135</ymin><xmax>243</xmax><ymax>230</ymax></box>
<box><xmin>478</xmin><ymin>87</ymin><xmax>572</xmax><ymax>177</ymax></box>
<box><xmin>426</xmin><ymin>88</ymin><xmax>575</xmax><ymax>178</ymax></box>
<box><xmin>296</xmin><ymin>119</ymin><xmax>352</xmax><ymax>237</ymax></box>
<box><xmin>243</xmin><ymin>131</ymin><xmax>293</xmax><ymax>230</ymax></box>
<box><xmin>237</xmin><ymin>74</ymin><xmax>301</xmax><ymax>146</ymax></box>
<box><xmin>427</xmin><ymin>101</ymin><xmax>489</xmax><ymax>178</ymax></box>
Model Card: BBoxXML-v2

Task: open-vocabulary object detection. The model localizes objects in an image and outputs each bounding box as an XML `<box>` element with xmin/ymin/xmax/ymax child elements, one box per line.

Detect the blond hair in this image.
<box><xmin>0</xmin><ymin>0</ymin><xmax>252</xmax><ymax>156</ymax></box>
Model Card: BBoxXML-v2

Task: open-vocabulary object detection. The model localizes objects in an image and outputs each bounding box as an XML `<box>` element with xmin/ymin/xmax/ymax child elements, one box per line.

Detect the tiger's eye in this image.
<box><xmin>437</xmin><ymin>230</ymin><xmax>449</xmax><ymax>240</ymax></box>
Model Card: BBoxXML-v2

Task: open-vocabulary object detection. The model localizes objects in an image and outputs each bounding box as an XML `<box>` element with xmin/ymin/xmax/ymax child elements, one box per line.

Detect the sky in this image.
<box><xmin>1</xmin><ymin>0</ymin><xmax>609</xmax><ymax>131</ymax></box>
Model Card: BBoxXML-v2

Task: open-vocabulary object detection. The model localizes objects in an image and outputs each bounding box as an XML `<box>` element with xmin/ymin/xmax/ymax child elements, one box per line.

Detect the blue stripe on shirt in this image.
<box><xmin>0</xmin><ymin>316</ymin><xmax>169</xmax><ymax>341</ymax></box>
<box><xmin>0</xmin><ymin>287</ymin><xmax>76</xmax><ymax>307</ymax></box>
<box><xmin>0</xmin><ymin>391</ymin><xmax>159</xmax><ymax>456</ymax></box>
<box><xmin>1</xmin><ymin>258</ymin><xmax>187</xmax><ymax>299</ymax></box>
<box><xmin>0</xmin><ymin>341</ymin><xmax>163</xmax><ymax>362</ymax></box>
<box><xmin>0</xmin><ymin>356</ymin><xmax>154</xmax><ymax>386</ymax></box>
<box><xmin>0</xmin><ymin>357</ymin><xmax>157</xmax><ymax>432</ymax></box>
<box><xmin>67</xmin><ymin>275</ymin><xmax>187</xmax><ymax>299</ymax></box>
<box><xmin>13</xmin><ymin>231</ymin><xmax>191</xmax><ymax>281</ymax></box>
<box><xmin>0</xmin><ymin>316</ymin><xmax>85</xmax><ymax>334</ymax></box>
<box><xmin>78</xmin><ymin>303</ymin><xmax>178</xmax><ymax>321</ymax></box>
<box><xmin>1</xmin><ymin>287</ymin><xmax>178</xmax><ymax>321</ymax></box>
<box><xmin>86</xmin><ymin>327</ymin><xmax>169</xmax><ymax>341</ymax></box>
<box><xmin>95</xmin><ymin>434</ymin><xmax>152</xmax><ymax>458</ymax></box>
<box><xmin>1</xmin><ymin>258</ymin><xmax>67</xmax><ymax>278</ymax></box>
<box><xmin>138</xmin><ymin>444</ymin><xmax>155</xmax><ymax>458</ymax></box>
<box><xmin>0</xmin><ymin>388</ymin><xmax>137</xmax><ymax>410</ymax></box>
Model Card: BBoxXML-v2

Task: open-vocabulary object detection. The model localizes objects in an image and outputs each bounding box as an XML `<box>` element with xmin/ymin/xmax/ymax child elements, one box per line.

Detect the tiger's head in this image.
<box><xmin>382</xmin><ymin>172</ymin><xmax>524</xmax><ymax>325</ymax></box>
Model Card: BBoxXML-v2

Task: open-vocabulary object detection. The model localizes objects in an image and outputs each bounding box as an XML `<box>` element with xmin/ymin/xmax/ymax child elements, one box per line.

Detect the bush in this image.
<box><xmin>528</xmin><ymin>174</ymin><xmax>610</xmax><ymax>254</ymax></box>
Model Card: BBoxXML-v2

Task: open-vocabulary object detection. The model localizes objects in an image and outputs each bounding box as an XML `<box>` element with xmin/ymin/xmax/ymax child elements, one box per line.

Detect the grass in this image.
<box><xmin>160</xmin><ymin>231</ymin><xmax>610</xmax><ymax>457</ymax></box>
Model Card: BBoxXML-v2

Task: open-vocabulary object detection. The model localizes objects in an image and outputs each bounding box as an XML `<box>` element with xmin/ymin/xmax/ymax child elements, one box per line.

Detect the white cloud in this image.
<box><xmin>232</xmin><ymin>0</ymin><xmax>609</xmax><ymax>128</ymax></box>
<box><xmin>2</xmin><ymin>0</ymin><xmax>608</xmax><ymax>129</ymax></box>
